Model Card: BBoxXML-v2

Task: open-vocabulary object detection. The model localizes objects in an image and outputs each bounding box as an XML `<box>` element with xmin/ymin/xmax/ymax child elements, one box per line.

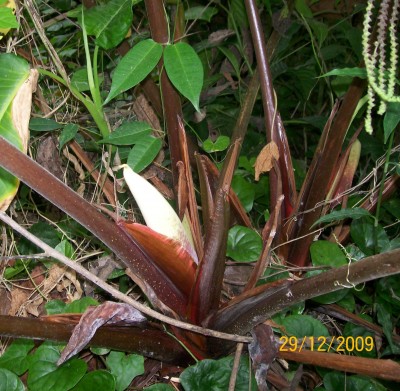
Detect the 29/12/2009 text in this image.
<box><xmin>279</xmin><ymin>335</ymin><xmax>375</xmax><ymax>353</ymax></box>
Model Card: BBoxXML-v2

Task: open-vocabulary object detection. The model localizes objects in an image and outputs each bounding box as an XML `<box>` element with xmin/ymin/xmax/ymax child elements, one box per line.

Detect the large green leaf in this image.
<box><xmin>0</xmin><ymin>368</ymin><xmax>24</xmax><ymax>391</ymax></box>
<box><xmin>350</xmin><ymin>218</ymin><xmax>390</xmax><ymax>256</ymax></box>
<box><xmin>226</xmin><ymin>225</ymin><xmax>262</xmax><ymax>262</ymax></box>
<box><xmin>0</xmin><ymin>54</ymin><xmax>29</xmax><ymax>121</ymax></box>
<box><xmin>127</xmin><ymin>136</ymin><xmax>162</xmax><ymax>173</ymax></box>
<box><xmin>104</xmin><ymin>39</ymin><xmax>162</xmax><ymax>104</ymax></box>
<box><xmin>281</xmin><ymin>314</ymin><xmax>330</xmax><ymax>338</ymax></box>
<box><xmin>309</xmin><ymin>241</ymin><xmax>348</xmax><ymax>304</ymax></box>
<box><xmin>0</xmin><ymin>54</ymin><xmax>31</xmax><ymax>211</ymax></box>
<box><xmin>180</xmin><ymin>356</ymin><xmax>256</xmax><ymax>391</ymax></box>
<box><xmin>106</xmin><ymin>351</ymin><xmax>144</xmax><ymax>391</ymax></box>
<box><xmin>82</xmin><ymin>0</ymin><xmax>134</xmax><ymax>50</ymax></box>
<box><xmin>0</xmin><ymin>7</ymin><xmax>18</xmax><ymax>30</ymax></box>
<box><xmin>164</xmin><ymin>42</ymin><xmax>203</xmax><ymax>112</ymax></box>
<box><xmin>27</xmin><ymin>342</ymin><xmax>87</xmax><ymax>391</ymax></box>
<box><xmin>0</xmin><ymin>339</ymin><xmax>34</xmax><ymax>375</ymax></box>
<box><xmin>72</xmin><ymin>370</ymin><xmax>116</xmax><ymax>391</ymax></box>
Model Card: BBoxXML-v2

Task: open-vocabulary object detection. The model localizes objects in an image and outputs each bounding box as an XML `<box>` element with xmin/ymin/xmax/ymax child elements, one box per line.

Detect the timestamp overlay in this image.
<box><xmin>279</xmin><ymin>335</ymin><xmax>375</xmax><ymax>353</ymax></box>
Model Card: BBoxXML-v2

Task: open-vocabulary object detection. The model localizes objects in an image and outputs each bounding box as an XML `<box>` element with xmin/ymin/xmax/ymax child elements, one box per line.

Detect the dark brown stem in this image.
<box><xmin>209</xmin><ymin>248</ymin><xmax>400</xmax><ymax>336</ymax></box>
<box><xmin>0</xmin><ymin>315</ymin><xmax>191</xmax><ymax>365</ymax></box>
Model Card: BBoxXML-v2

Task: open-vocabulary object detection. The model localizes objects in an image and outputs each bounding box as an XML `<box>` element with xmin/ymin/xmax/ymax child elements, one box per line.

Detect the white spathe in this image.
<box><xmin>123</xmin><ymin>165</ymin><xmax>198</xmax><ymax>263</ymax></box>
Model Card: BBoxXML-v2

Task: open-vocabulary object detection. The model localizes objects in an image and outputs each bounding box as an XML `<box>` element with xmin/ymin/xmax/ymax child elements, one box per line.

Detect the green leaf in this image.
<box><xmin>343</xmin><ymin>319</ymin><xmax>376</xmax><ymax>358</ymax></box>
<box><xmin>184</xmin><ymin>6</ymin><xmax>218</xmax><ymax>22</ymax></box>
<box><xmin>309</xmin><ymin>241</ymin><xmax>349</xmax><ymax>304</ymax></box>
<box><xmin>82</xmin><ymin>0</ymin><xmax>133</xmax><ymax>50</ymax></box>
<box><xmin>231</xmin><ymin>175</ymin><xmax>255</xmax><ymax>213</ymax></box>
<box><xmin>72</xmin><ymin>370</ymin><xmax>116</xmax><ymax>391</ymax></box>
<box><xmin>383</xmin><ymin>102</ymin><xmax>400</xmax><ymax>143</ymax></box>
<box><xmin>0</xmin><ymin>368</ymin><xmax>25</xmax><ymax>391</ymax></box>
<box><xmin>28</xmin><ymin>342</ymin><xmax>87</xmax><ymax>391</ymax></box>
<box><xmin>29</xmin><ymin>118</ymin><xmax>62</xmax><ymax>132</ymax></box>
<box><xmin>0</xmin><ymin>7</ymin><xmax>18</xmax><ymax>30</ymax></box>
<box><xmin>54</xmin><ymin>239</ymin><xmax>75</xmax><ymax>258</ymax></box>
<box><xmin>99</xmin><ymin>121</ymin><xmax>152</xmax><ymax>145</ymax></box>
<box><xmin>59</xmin><ymin>123</ymin><xmax>79</xmax><ymax>151</ymax></box>
<box><xmin>218</xmin><ymin>47</ymin><xmax>240</xmax><ymax>78</ymax></box>
<box><xmin>377</xmin><ymin>275</ymin><xmax>400</xmax><ymax>310</ymax></box>
<box><xmin>295</xmin><ymin>0</ymin><xmax>313</xmax><ymax>18</ymax></box>
<box><xmin>144</xmin><ymin>385</ymin><xmax>175</xmax><ymax>391</ymax></box>
<box><xmin>106</xmin><ymin>351</ymin><xmax>144</xmax><ymax>391</ymax></box>
<box><xmin>202</xmin><ymin>135</ymin><xmax>230</xmax><ymax>152</ymax></box>
<box><xmin>105</xmin><ymin>39</ymin><xmax>162</xmax><ymax>104</ymax></box>
<box><xmin>312</xmin><ymin>207</ymin><xmax>372</xmax><ymax>228</ymax></box>
<box><xmin>282</xmin><ymin>315</ymin><xmax>330</xmax><ymax>338</ymax></box>
<box><xmin>65</xmin><ymin>297</ymin><xmax>99</xmax><ymax>313</ymax></box>
<box><xmin>45</xmin><ymin>299</ymin><xmax>67</xmax><ymax>315</ymax></box>
<box><xmin>226</xmin><ymin>225</ymin><xmax>262</xmax><ymax>262</ymax></box>
<box><xmin>320</xmin><ymin>67</ymin><xmax>367</xmax><ymax>79</ymax></box>
<box><xmin>127</xmin><ymin>136</ymin><xmax>162</xmax><ymax>173</ymax></box>
<box><xmin>0</xmin><ymin>339</ymin><xmax>34</xmax><ymax>375</ymax></box>
<box><xmin>0</xmin><ymin>53</ymin><xmax>29</xmax><ymax>122</ymax></box>
<box><xmin>350</xmin><ymin>218</ymin><xmax>390</xmax><ymax>256</ymax></box>
<box><xmin>71</xmin><ymin>68</ymin><xmax>90</xmax><ymax>92</ymax></box>
<box><xmin>310</xmin><ymin>241</ymin><xmax>347</xmax><ymax>268</ymax></box>
<box><xmin>180</xmin><ymin>356</ymin><xmax>256</xmax><ymax>391</ymax></box>
<box><xmin>164</xmin><ymin>42</ymin><xmax>203</xmax><ymax>112</ymax></box>
<box><xmin>324</xmin><ymin>372</ymin><xmax>386</xmax><ymax>391</ymax></box>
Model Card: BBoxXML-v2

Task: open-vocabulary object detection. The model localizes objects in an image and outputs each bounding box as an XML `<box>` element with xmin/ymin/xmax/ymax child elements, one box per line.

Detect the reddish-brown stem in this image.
<box><xmin>0</xmin><ymin>137</ymin><xmax>187</xmax><ymax>314</ymax></box>
<box><xmin>0</xmin><ymin>315</ymin><xmax>191</xmax><ymax>365</ymax></box>
<box><xmin>145</xmin><ymin>0</ymin><xmax>184</xmax><ymax>196</ymax></box>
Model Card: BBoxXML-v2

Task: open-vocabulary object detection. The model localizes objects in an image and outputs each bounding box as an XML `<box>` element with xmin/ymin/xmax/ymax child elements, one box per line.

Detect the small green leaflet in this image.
<box><xmin>29</xmin><ymin>118</ymin><xmax>62</xmax><ymax>132</ymax></box>
<box><xmin>184</xmin><ymin>6</ymin><xmax>218</xmax><ymax>22</ymax></box>
<box><xmin>320</xmin><ymin>67</ymin><xmax>367</xmax><ymax>79</ymax></box>
<box><xmin>281</xmin><ymin>314</ymin><xmax>330</xmax><ymax>338</ymax></box>
<box><xmin>311</xmin><ymin>207</ymin><xmax>372</xmax><ymax>228</ymax></box>
<box><xmin>81</xmin><ymin>0</ymin><xmax>133</xmax><ymax>50</ymax></box>
<box><xmin>127</xmin><ymin>136</ymin><xmax>162</xmax><ymax>173</ymax></box>
<box><xmin>59</xmin><ymin>123</ymin><xmax>78</xmax><ymax>150</ymax></box>
<box><xmin>202</xmin><ymin>135</ymin><xmax>230</xmax><ymax>152</ymax></box>
<box><xmin>99</xmin><ymin>121</ymin><xmax>152</xmax><ymax>145</ymax></box>
<box><xmin>383</xmin><ymin>102</ymin><xmax>400</xmax><ymax>143</ymax></box>
<box><xmin>164</xmin><ymin>42</ymin><xmax>203</xmax><ymax>112</ymax></box>
<box><xmin>105</xmin><ymin>39</ymin><xmax>162</xmax><ymax>104</ymax></box>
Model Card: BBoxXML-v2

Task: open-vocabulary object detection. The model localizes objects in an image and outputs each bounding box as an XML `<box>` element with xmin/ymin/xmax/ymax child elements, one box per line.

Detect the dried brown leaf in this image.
<box><xmin>254</xmin><ymin>142</ymin><xmax>279</xmax><ymax>181</ymax></box>
<box><xmin>58</xmin><ymin>301</ymin><xmax>147</xmax><ymax>365</ymax></box>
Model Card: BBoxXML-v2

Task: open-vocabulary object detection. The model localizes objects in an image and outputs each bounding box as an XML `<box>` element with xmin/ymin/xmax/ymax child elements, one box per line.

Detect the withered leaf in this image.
<box><xmin>254</xmin><ymin>141</ymin><xmax>279</xmax><ymax>181</ymax></box>
<box><xmin>58</xmin><ymin>302</ymin><xmax>146</xmax><ymax>365</ymax></box>
<box><xmin>249</xmin><ymin>324</ymin><xmax>279</xmax><ymax>391</ymax></box>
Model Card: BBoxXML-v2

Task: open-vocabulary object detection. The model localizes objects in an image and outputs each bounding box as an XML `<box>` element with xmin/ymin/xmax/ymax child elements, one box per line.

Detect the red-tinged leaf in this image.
<box><xmin>249</xmin><ymin>324</ymin><xmax>279</xmax><ymax>391</ymax></box>
<box><xmin>58</xmin><ymin>302</ymin><xmax>147</xmax><ymax>365</ymax></box>
<box><xmin>119</xmin><ymin>222</ymin><xmax>197</xmax><ymax>297</ymax></box>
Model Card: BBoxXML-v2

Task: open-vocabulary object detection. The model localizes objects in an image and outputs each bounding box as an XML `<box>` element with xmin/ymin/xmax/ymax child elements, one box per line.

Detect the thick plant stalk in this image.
<box><xmin>0</xmin><ymin>136</ymin><xmax>187</xmax><ymax>314</ymax></box>
<box><xmin>208</xmin><ymin>248</ymin><xmax>400</xmax><ymax>336</ymax></box>
<box><xmin>244</xmin><ymin>0</ymin><xmax>296</xmax><ymax>218</ymax></box>
<box><xmin>0</xmin><ymin>315</ymin><xmax>191</xmax><ymax>364</ymax></box>
<box><xmin>145</xmin><ymin>0</ymin><xmax>184</xmax><ymax>194</ymax></box>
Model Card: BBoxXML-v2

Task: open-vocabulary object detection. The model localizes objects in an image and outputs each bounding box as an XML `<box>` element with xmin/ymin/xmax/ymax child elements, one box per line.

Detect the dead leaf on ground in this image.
<box><xmin>254</xmin><ymin>141</ymin><xmax>279</xmax><ymax>181</ymax></box>
<box><xmin>58</xmin><ymin>301</ymin><xmax>147</xmax><ymax>365</ymax></box>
